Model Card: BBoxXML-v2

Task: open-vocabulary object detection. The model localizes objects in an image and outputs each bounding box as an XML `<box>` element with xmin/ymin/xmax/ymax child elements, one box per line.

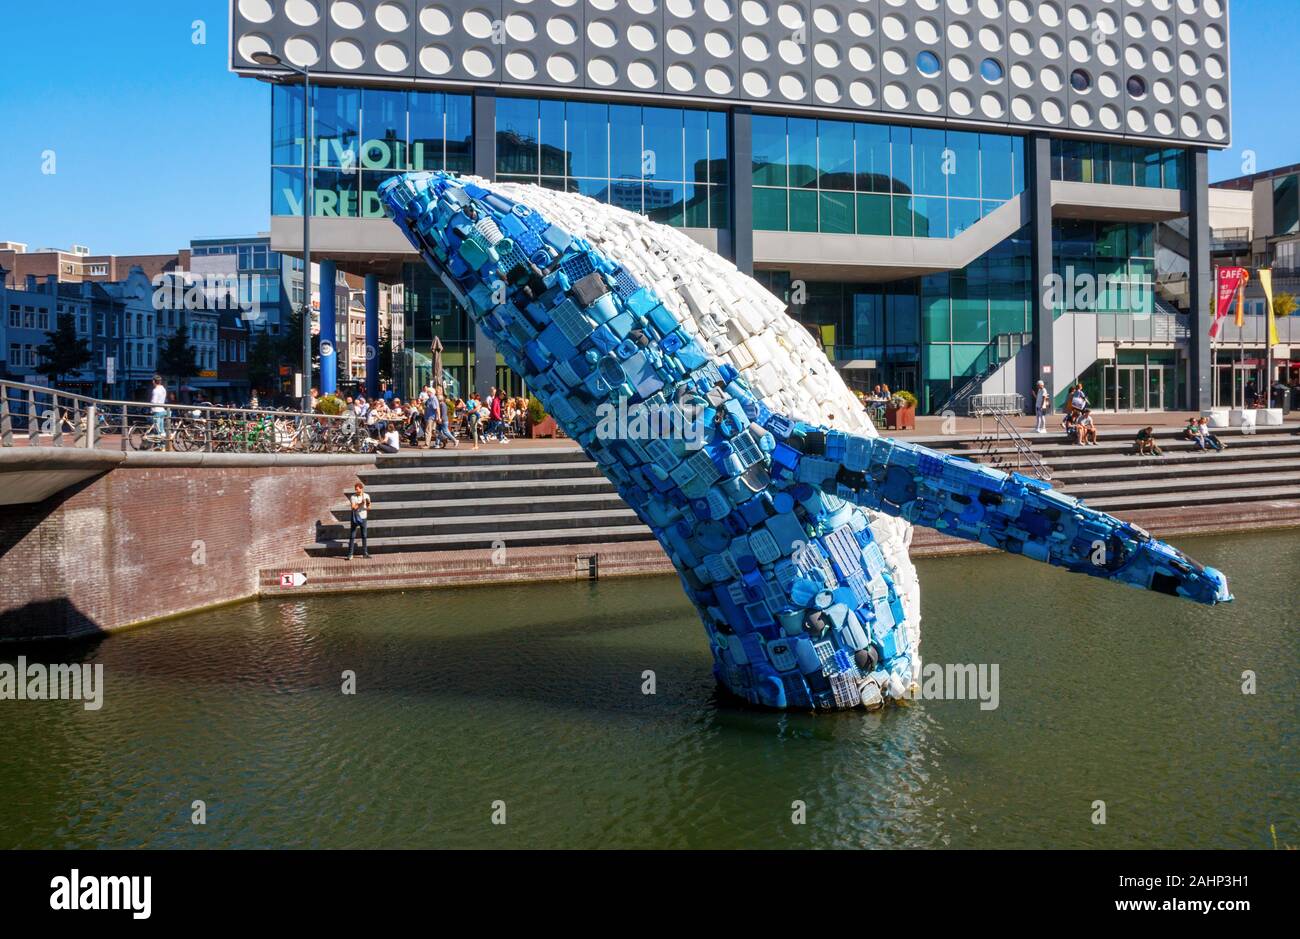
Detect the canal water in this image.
<box><xmin>1</xmin><ymin>530</ymin><xmax>1295</xmax><ymax>849</ymax></box>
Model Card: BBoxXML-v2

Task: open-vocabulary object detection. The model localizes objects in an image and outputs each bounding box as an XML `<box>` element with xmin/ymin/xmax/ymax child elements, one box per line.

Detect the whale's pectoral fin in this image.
<box><xmin>763</xmin><ymin>417</ymin><xmax>1232</xmax><ymax>606</ymax></box>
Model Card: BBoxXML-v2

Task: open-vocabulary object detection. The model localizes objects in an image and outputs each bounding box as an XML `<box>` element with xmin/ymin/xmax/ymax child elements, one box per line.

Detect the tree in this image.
<box><xmin>377</xmin><ymin>328</ymin><xmax>395</xmax><ymax>383</ymax></box>
<box><xmin>34</xmin><ymin>312</ymin><xmax>92</xmax><ymax>387</ymax></box>
<box><xmin>158</xmin><ymin>323</ymin><xmax>199</xmax><ymax>384</ymax></box>
<box><xmin>246</xmin><ymin>331</ymin><xmax>280</xmax><ymax>393</ymax></box>
<box><xmin>1274</xmin><ymin>291</ymin><xmax>1297</xmax><ymax>318</ymax></box>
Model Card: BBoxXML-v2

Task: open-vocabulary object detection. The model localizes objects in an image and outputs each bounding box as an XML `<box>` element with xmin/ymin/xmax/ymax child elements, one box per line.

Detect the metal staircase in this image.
<box><xmin>934</xmin><ymin>332</ymin><xmax>1032</xmax><ymax>416</ymax></box>
<box><xmin>971</xmin><ymin>409</ymin><xmax>1053</xmax><ymax>481</ymax></box>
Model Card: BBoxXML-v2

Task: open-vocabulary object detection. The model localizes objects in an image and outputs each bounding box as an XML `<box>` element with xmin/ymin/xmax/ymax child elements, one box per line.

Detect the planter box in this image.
<box><xmin>1228</xmin><ymin>408</ymin><xmax>1257</xmax><ymax>428</ymax></box>
<box><xmin>885</xmin><ymin>405</ymin><xmax>916</xmax><ymax>431</ymax></box>
<box><xmin>1257</xmin><ymin>408</ymin><xmax>1284</xmax><ymax>426</ymax></box>
<box><xmin>1201</xmin><ymin>408</ymin><xmax>1229</xmax><ymax>428</ymax></box>
<box><xmin>527</xmin><ymin>415</ymin><xmax>558</xmax><ymax>438</ymax></box>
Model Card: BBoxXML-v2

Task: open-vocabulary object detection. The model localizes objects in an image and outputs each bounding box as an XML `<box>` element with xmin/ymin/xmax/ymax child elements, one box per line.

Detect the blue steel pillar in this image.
<box><xmin>318</xmin><ymin>258</ymin><xmax>337</xmax><ymax>395</ymax></box>
<box><xmin>364</xmin><ymin>273</ymin><xmax>380</xmax><ymax>400</ymax></box>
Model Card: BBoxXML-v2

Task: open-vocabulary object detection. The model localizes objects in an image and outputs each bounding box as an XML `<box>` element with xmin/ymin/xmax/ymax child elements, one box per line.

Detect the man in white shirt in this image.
<box><xmin>149</xmin><ymin>374</ymin><xmax>168</xmax><ymax>439</ymax></box>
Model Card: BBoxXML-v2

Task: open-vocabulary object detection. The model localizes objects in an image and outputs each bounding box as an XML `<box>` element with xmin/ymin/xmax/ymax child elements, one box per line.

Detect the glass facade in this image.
<box><xmin>1051</xmin><ymin>220</ymin><xmax>1156</xmax><ymax>317</ymax></box>
<box><xmin>271</xmin><ymin>84</ymin><xmax>472</xmax><ymax>218</ymax></box>
<box><xmin>1050</xmin><ymin>139</ymin><xmax>1185</xmax><ymax>189</ymax></box>
<box><xmin>494</xmin><ymin>97</ymin><xmax>729</xmax><ymax>229</ymax></box>
<box><xmin>753</xmin><ymin>116</ymin><xmax>1025</xmax><ymax>237</ymax></box>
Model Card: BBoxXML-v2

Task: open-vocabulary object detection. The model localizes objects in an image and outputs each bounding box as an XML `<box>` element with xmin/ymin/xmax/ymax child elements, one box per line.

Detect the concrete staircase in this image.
<box><xmin>308</xmin><ymin>446</ymin><xmax>653</xmax><ymax>556</ymax></box>
<box><xmin>933</xmin><ymin>423</ymin><xmax>1300</xmax><ymax>513</ymax></box>
<box><xmin>305</xmin><ymin>425</ymin><xmax>1299</xmax><ymax>559</ymax></box>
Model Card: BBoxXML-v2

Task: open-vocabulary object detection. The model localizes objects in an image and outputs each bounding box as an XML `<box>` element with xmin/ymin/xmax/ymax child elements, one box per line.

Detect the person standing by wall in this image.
<box><xmin>1034</xmin><ymin>380</ymin><xmax>1050</xmax><ymax>434</ymax></box>
<box><xmin>347</xmin><ymin>482</ymin><xmax>372</xmax><ymax>560</ymax></box>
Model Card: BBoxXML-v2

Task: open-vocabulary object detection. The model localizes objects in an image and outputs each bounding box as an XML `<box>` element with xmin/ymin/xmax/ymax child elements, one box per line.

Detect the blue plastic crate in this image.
<box><xmin>559</xmin><ymin>252</ymin><xmax>595</xmax><ymax>282</ymax></box>
<box><xmin>823</xmin><ymin>524</ymin><xmax>863</xmax><ymax>577</ymax></box>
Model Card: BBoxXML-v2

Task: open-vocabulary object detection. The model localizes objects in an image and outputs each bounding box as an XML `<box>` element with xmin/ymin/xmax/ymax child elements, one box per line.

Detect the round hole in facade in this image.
<box><xmin>1126</xmin><ymin>75</ymin><xmax>1147</xmax><ymax>98</ymax></box>
<box><xmin>1070</xmin><ymin>68</ymin><xmax>1091</xmax><ymax>92</ymax></box>
<box><xmin>917</xmin><ymin>50</ymin><xmax>942</xmax><ymax>76</ymax></box>
<box><xmin>979</xmin><ymin>58</ymin><xmax>1003</xmax><ymax>82</ymax></box>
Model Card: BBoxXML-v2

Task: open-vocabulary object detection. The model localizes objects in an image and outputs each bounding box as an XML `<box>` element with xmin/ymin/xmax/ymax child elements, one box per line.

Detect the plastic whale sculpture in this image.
<box><xmin>380</xmin><ymin>171</ymin><xmax>1232</xmax><ymax>712</ymax></box>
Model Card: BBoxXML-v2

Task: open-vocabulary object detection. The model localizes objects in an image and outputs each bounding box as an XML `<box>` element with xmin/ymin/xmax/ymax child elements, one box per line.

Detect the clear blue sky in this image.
<box><xmin>0</xmin><ymin>0</ymin><xmax>1295</xmax><ymax>255</ymax></box>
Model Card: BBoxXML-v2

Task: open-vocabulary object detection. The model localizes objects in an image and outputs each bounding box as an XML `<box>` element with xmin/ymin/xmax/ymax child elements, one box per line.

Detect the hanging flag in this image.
<box><xmin>1209</xmin><ymin>266</ymin><xmax>1249</xmax><ymax>339</ymax></box>
<box><xmin>1234</xmin><ymin>269</ymin><xmax>1250</xmax><ymax>327</ymax></box>
<box><xmin>1260</xmin><ymin>268</ymin><xmax>1280</xmax><ymax>348</ymax></box>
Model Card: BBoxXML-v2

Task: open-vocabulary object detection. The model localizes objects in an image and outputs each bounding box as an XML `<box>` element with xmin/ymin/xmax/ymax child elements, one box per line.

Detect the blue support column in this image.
<box><xmin>1187</xmin><ymin>148</ymin><xmax>1213</xmax><ymax>411</ymax></box>
<box><xmin>364</xmin><ymin>273</ymin><xmax>380</xmax><ymax>400</ymax></box>
<box><xmin>318</xmin><ymin>258</ymin><xmax>337</xmax><ymax>395</ymax></box>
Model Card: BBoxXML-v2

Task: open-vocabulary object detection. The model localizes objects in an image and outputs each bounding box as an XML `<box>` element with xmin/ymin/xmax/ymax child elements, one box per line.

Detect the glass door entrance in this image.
<box><xmin>1103</xmin><ymin>363</ymin><xmax>1167</xmax><ymax>411</ymax></box>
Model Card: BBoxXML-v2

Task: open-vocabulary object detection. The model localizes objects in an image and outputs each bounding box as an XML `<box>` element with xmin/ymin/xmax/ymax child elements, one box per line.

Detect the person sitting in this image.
<box><xmin>1194</xmin><ymin>416</ymin><xmax>1225</xmax><ymax>452</ymax></box>
<box><xmin>1181</xmin><ymin>417</ymin><xmax>1199</xmax><ymax>441</ymax></box>
<box><xmin>1067</xmin><ymin>383</ymin><xmax>1089</xmax><ymax>420</ymax></box>
<box><xmin>1061</xmin><ymin>411</ymin><xmax>1080</xmax><ymax>442</ymax></box>
<box><xmin>376</xmin><ymin>426</ymin><xmax>401</xmax><ymax>454</ymax></box>
<box><xmin>1134</xmin><ymin>426</ymin><xmax>1162</xmax><ymax>456</ymax></box>
<box><xmin>1075</xmin><ymin>407</ymin><xmax>1098</xmax><ymax>445</ymax></box>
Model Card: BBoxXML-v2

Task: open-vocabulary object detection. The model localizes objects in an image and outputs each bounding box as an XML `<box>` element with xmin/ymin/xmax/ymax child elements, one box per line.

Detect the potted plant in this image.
<box><xmin>885</xmin><ymin>389</ymin><xmax>918</xmax><ymax>430</ymax></box>
<box><xmin>526</xmin><ymin>395</ymin><xmax>557</xmax><ymax>438</ymax></box>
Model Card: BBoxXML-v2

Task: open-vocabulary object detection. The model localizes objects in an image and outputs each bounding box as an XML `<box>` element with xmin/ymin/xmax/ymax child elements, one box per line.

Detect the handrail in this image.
<box><xmin>0</xmin><ymin>378</ymin><xmax>367</xmax><ymax>454</ymax></box>
<box><xmin>972</xmin><ymin>408</ymin><xmax>1052</xmax><ymax>481</ymax></box>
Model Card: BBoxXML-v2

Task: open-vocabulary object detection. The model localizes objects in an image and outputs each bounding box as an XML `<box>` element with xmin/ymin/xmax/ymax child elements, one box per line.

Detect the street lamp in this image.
<box><xmin>252</xmin><ymin>50</ymin><xmax>313</xmax><ymax>413</ymax></box>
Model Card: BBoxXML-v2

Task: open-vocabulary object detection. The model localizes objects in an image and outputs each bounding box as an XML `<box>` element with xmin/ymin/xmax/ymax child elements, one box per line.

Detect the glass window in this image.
<box><xmin>1138</xmin><ymin>147</ymin><xmax>1162</xmax><ymax>187</ymax></box>
<box><xmin>566</xmin><ymin>102</ymin><xmax>609</xmax><ymax>178</ymax></box>
<box><xmin>272</xmin><ymin>83</ymin><xmax>306</xmax><ymax>166</ymax></box>
<box><xmin>892</xmin><ymin>195</ymin><xmax>914</xmax><ymax>236</ymax></box>
<box><xmin>568</xmin><ymin>177</ymin><xmax>610</xmax><ymax>203</ymax></box>
<box><xmin>752</xmin><ymin>115</ymin><xmax>787</xmax><ymax>187</ymax></box>
<box><xmin>272</xmin><ymin>167</ymin><xmax>304</xmax><ymax>216</ymax></box>
<box><xmin>361</xmin><ymin>89</ymin><xmax>407</xmax><ymax>173</ymax></box>
<box><xmin>819</xmin><ymin>192</ymin><xmax>854</xmax><ymax>233</ymax></box>
<box><xmin>1161</xmin><ymin>148</ymin><xmax>1184</xmax><ymax>190</ymax></box>
<box><xmin>818</xmin><ymin>120</ymin><xmax>855</xmax><ymax>191</ymax></box>
<box><xmin>685</xmin><ymin>109</ymin><xmax>710</xmax><ymax>183</ymax></box>
<box><xmin>948</xmin><ymin>198</ymin><xmax>981</xmax><ymax>238</ymax></box>
<box><xmin>610</xmin><ymin>104</ymin><xmax>644</xmax><ymax>180</ymax></box>
<box><xmin>444</xmin><ymin>94</ymin><xmax>472</xmax><ymax>173</ymax></box>
<box><xmin>979</xmin><ymin>133</ymin><xmax>1014</xmax><ymax>201</ymax></box>
<box><xmin>539</xmin><ymin>99</ymin><xmax>567</xmax><ymax>176</ymax></box>
<box><xmin>1110</xmin><ymin>145</ymin><xmax>1135</xmax><ymax>186</ymax></box>
<box><xmin>913</xmin><ymin>196</ymin><xmax>946</xmax><ymax>238</ymax></box>
<box><xmin>312</xmin><ymin>169</ymin><xmax>360</xmax><ymax>217</ymax></box>
<box><xmin>705</xmin><ymin>183</ymin><xmax>727</xmax><ymax>229</ymax></box>
<box><xmin>643</xmin><ymin>107</ymin><xmax>684</xmax><ymax>181</ymax></box>
<box><xmin>314</xmin><ymin>86</ymin><xmax>360</xmax><ymax>168</ymax></box>
<box><xmin>948</xmin><ymin>131</ymin><xmax>981</xmax><ymax>199</ymax></box>
<box><xmin>856</xmin><ymin>194</ymin><xmax>890</xmax><ymax>235</ymax></box>
<box><xmin>788</xmin><ymin>118</ymin><xmax>818</xmax><ymax>188</ymax></box>
<box><xmin>855</xmin><ymin>123</ymin><xmax>891</xmax><ymax>193</ymax></box>
<box><xmin>790</xmin><ymin>189</ymin><xmax>818</xmax><ymax>231</ymax></box>
<box><xmin>912</xmin><ymin>128</ymin><xmax>947</xmax><ymax>196</ymax></box>
<box><xmin>646</xmin><ymin>182</ymin><xmax>685</xmax><ymax>226</ymax></box>
<box><xmin>496</xmin><ymin>97</ymin><xmax>539</xmax><ymax>176</ymax></box>
<box><xmin>708</xmin><ymin>110</ymin><xmax>729</xmax><ymax>186</ymax></box>
<box><xmin>409</xmin><ymin>92</ymin><xmax>445</xmax><ymax>171</ymax></box>
<box><xmin>1274</xmin><ymin>174</ymin><xmax>1300</xmax><ymax>235</ymax></box>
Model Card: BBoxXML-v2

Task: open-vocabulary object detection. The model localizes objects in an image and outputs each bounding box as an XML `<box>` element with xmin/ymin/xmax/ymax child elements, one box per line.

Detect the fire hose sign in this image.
<box><xmin>280</xmin><ymin>572</ymin><xmax>307</xmax><ymax>588</ymax></box>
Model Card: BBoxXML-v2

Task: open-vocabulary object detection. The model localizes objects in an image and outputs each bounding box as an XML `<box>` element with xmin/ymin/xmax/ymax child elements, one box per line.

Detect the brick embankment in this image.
<box><xmin>0</xmin><ymin>449</ymin><xmax>375</xmax><ymax>640</ymax></box>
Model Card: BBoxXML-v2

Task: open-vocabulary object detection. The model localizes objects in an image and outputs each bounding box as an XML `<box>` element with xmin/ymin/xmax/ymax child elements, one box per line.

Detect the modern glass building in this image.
<box><xmin>231</xmin><ymin>0</ymin><xmax>1232</xmax><ymax>412</ymax></box>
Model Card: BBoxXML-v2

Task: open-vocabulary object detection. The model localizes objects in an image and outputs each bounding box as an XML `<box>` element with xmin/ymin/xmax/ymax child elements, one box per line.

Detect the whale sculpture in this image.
<box><xmin>380</xmin><ymin>171</ymin><xmax>1231</xmax><ymax>712</ymax></box>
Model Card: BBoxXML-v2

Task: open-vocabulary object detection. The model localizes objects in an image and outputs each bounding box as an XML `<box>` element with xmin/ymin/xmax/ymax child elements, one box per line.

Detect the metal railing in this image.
<box><xmin>0</xmin><ymin>379</ymin><xmax>369</xmax><ymax>454</ymax></box>
<box><xmin>972</xmin><ymin>406</ymin><xmax>1052</xmax><ymax>481</ymax></box>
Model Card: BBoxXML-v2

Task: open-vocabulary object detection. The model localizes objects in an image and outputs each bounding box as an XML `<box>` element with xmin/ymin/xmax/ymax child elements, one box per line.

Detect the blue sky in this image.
<box><xmin>0</xmin><ymin>0</ymin><xmax>1295</xmax><ymax>254</ymax></box>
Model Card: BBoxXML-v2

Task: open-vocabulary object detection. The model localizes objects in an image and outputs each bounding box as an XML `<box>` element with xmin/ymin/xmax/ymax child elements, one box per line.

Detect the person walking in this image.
<box><xmin>149</xmin><ymin>374</ymin><xmax>169</xmax><ymax>443</ymax></box>
<box><xmin>423</xmin><ymin>392</ymin><xmax>440</xmax><ymax>449</ymax></box>
<box><xmin>466</xmin><ymin>393</ymin><xmax>483</xmax><ymax>449</ymax></box>
<box><xmin>1033</xmin><ymin>380</ymin><xmax>1050</xmax><ymax>434</ymax></box>
<box><xmin>435</xmin><ymin>390</ymin><xmax>458</xmax><ymax>448</ymax></box>
<box><xmin>346</xmin><ymin>482</ymin><xmax>372</xmax><ymax>560</ymax></box>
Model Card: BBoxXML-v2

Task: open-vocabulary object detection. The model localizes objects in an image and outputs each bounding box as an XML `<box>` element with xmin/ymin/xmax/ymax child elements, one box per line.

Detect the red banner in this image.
<box><xmin>1209</xmin><ymin>267</ymin><xmax>1249</xmax><ymax>339</ymax></box>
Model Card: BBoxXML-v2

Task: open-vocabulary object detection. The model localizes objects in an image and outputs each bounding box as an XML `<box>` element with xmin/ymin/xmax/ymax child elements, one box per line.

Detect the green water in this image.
<box><xmin>1</xmin><ymin>530</ymin><xmax>1295</xmax><ymax>849</ymax></box>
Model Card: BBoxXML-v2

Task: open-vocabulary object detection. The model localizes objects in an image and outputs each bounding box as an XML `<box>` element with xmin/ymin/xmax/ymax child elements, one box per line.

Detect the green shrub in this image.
<box><xmin>890</xmin><ymin>390</ymin><xmax>918</xmax><ymax>410</ymax></box>
<box><xmin>526</xmin><ymin>395</ymin><xmax>546</xmax><ymax>425</ymax></box>
<box><xmin>315</xmin><ymin>394</ymin><xmax>344</xmax><ymax>416</ymax></box>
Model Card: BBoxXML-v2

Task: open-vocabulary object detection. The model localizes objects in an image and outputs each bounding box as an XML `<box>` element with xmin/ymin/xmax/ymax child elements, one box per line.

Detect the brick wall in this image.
<box><xmin>0</xmin><ymin>457</ymin><xmax>368</xmax><ymax>640</ymax></box>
